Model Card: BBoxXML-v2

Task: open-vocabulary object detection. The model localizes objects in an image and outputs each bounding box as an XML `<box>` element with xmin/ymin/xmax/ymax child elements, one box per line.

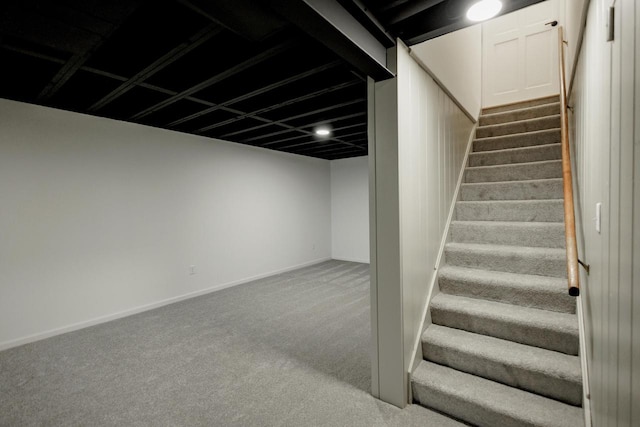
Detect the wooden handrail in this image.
<box><xmin>558</xmin><ymin>26</ymin><xmax>580</xmax><ymax>297</ymax></box>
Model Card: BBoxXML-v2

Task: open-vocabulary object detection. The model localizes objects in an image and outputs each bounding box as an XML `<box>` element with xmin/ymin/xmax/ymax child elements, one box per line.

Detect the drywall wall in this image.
<box><xmin>369</xmin><ymin>43</ymin><xmax>474</xmax><ymax>407</ymax></box>
<box><xmin>410</xmin><ymin>24</ymin><xmax>482</xmax><ymax>120</ymax></box>
<box><xmin>569</xmin><ymin>0</ymin><xmax>639</xmax><ymax>425</ymax></box>
<box><xmin>0</xmin><ymin>98</ymin><xmax>331</xmax><ymax>350</ymax></box>
<box><xmin>330</xmin><ymin>156</ymin><xmax>369</xmax><ymax>263</ymax></box>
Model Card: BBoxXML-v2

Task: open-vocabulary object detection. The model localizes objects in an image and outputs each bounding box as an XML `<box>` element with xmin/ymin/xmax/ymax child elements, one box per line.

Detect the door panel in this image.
<box><xmin>482</xmin><ymin>0</ymin><xmax>562</xmax><ymax>107</ymax></box>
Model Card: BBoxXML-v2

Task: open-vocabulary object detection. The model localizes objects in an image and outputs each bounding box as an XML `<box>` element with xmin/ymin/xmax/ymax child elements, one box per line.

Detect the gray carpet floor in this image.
<box><xmin>0</xmin><ymin>260</ymin><xmax>464</xmax><ymax>426</ymax></box>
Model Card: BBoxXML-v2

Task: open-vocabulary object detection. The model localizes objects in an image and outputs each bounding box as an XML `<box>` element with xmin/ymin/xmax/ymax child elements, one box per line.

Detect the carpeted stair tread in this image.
<box><xmin>479</xmin><ymin>102</ymin><xmax>561</xmax><ymax>126</ymax></box>
<box><xmin>476</xmin><ymin>115</ymin><xmax>560</xmax><ymax>138</ymax></box>
<box><xmin>461</xmin><ymin>178</ymin><xmax>563</xmax><ymax>201</ymax></box>
<box><xmin>474</xmin><ymin>128</ymin><xmax>560</xmax><ymax>152</ymax></box>
<box><xmin>421</xmin><ymin>325</ymin><xmax>583</xmax><ymax>405</ymax></box>
<box><xmin>469</xmin><ymin>143</ymin><xmax>561</xmax><ymax>167</ymax></box>
<box><xmin>465</xmin><ymin>160</ymin><xmax>562</xmax><ymax>183</ymax></box>
<box><xmin>438</xmin><ymin>265</ymin><xmax>575</xmax><ymax>313</ymax></box>
<box><xmin>444</xmin><ymin>242</ymin><xmax>567</xmax><ymax>277</ymax></box>
<box><xmin>482</xmin><ymin>95</ymin><xmax>560</xmax><ymax>115</ymax></box>
<box><xmin>412</xmin><ymin>361</ymin><xmax>584</xmax><ymax>427</ymax></box>
<box><xmin>455</xmin><ymin>199</ymin><xmax>564</xmax><ymax>222</ymax></box>
<box><xmin>430</xmin><ymin>293</ymin><xmax>579</xmax><ymax>354</ymax></box>
<box><xmin>450</xmin><ymin>220</ymin><xmax>565</xmax><ymax>248</ymax></box>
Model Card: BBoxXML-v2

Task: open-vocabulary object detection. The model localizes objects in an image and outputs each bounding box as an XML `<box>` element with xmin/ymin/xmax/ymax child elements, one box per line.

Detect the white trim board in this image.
<box><xmin>0</xmin><ymin>257</ymin><xmax>331</xmax><ymax>351</ymax></box>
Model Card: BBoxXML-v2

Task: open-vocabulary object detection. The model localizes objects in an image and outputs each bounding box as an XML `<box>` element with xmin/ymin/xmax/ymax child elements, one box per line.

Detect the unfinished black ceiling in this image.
<box><xmin>1</xmin><ymin>0</ymin><xmax>546</xmax><ymax>160</ymax></box>
<box><xmin>0</xmin><ymin>0</ymin><xmax>370</xmax><ymax>160</ymax></box>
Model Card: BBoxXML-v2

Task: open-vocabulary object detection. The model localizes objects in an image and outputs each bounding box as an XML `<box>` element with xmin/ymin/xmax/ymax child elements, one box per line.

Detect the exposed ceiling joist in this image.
<box><xmin>268</xmin><ymin>0</ymin><xmax>394</xmax><ymax>81</ymax></box>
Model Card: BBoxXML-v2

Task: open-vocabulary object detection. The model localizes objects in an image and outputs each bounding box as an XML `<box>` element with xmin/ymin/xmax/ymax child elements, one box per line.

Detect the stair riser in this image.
<box><xmin>438</xmin><ymin>274</ymin><xmax>575</xmax><ymax>313</ymax></box>
<box><xmin>469</xmin><ymin>144</ymin><xmax>561</xmax><ymax>167</ymax></box>
<box><xmin>456</xmin><ymin>201</ymin><xmax>565</xmax><ymax>222</ymax></box>
<box><xmin>474</xmin><ymin>129</ymin><xmax>560</xmax><ymax>152</ymax></box>
<box><xmin>412</xmin><ymin>381</ymin><xmax>524</xmax><ymax>427</ymax></box>
<box><xmin>482</xmin><ymin>96</ymin><xmax>560</xmax><ymax>115</ymax></box>
<box><xmin>461</xmin><ymin>180</ymin><xmax>563</xmax><ymax>201</ymax></box>
<box><xmin>480</xmin><ymin>104</ymin><xmax>561</xmax><ymax>126</ymax></box>
<box><xmin>450</xmin><ymin>222</ymin><xmax>565</xmax><ymax>248</ymax></box>
<box><xmin>465</xmin><ymin>161</ymin><xmax>562</xmax><ymax>183</ymax></box>
<box><xmin>444</xmin><ymin>246</ymin><xmax>567</xmax><ymax>278</ymax></box>
<box><xmin>430</xmin><ymin>305</ymin><xmax>579</xmax><ymax>354</ymax></box>
<box><xmin>412</xmin><ymin>361</ymin><xmax>584</xmax><ymax>427</ymax></box>
<box><xmin>422</xmin><ymin>341</ymin><xmax>582</xmax><ymax>405</ymax></box>
<box><xmin>476</xmin><ymin>116</ymin><xmax>560</xmax><ymax>138</ymax></box>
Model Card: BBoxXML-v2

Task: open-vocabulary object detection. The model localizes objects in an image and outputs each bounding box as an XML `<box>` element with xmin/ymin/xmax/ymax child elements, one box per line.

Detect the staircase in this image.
<box><xmin>411</xmin><ymin>95</ymin><xmax>585</xmax><ymax>427</ymax></box>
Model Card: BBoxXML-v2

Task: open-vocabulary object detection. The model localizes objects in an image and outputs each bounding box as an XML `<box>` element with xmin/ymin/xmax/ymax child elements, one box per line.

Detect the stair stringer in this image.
<box><xmin>407</xmin><ymin>122</ymin><xmax>478</xmax><ymax>396</ymax></box>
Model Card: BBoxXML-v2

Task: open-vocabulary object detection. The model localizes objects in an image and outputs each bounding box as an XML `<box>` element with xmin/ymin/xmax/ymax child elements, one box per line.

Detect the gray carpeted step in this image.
<box><xmin>438</xmin><ymin>265</ymin><xmax>575</xmax><ymax>313</ymax></box>
<box><xmin>465</xmin><ymin>160</ymin><xmax>562</xmax><ymax>183</ymax></box>
<box><xmin>430</xmin><ymin>293</ymin><xmax>579</xmax><ymax>354</ymax></box>
<box><xmin>461</xmin><ymin>178</ymin><xmax>563</xmax><ymax>201</ymax></box>
<box><xmin>450</xmin><ymin>220</ymin><xmax>565</xmax><ymax>248</ymax></box>
<box><xmin>482</xmin><ymin>95</ymin><xmax>560</xmax><ymax>115</ymax></box>
<box><xmin>455</xmin><ymin>200</ymin><xmax>565</xmax><ymax>222</ymax></box>
<box><xmin>469</xmin><ymin>143</ymin><xmax>562</xmax><ymax>167</ymax></box>
<box><xmin>444</xmin><ymin>242</ymin><xmax>567</xmax><ymax>278</ymax></box>
<box><xmin>421</xmin><ymin>325</ymin><xmax>583</xmax><ymax>405</ymax></box>
<box><xmin>479</xmin><ymin>102</ymin><xmax>561</xmax><ymax>126</ymax></box>
<box><xmin>412</xmin><ymin>362</ymin><xmax>584</xmax><ymax>427</ymax></box>
<box><xmin>476</xmin><ymin>115</ymin><xmax>560</xmax><ymax>138</ymax></box>
<box><xmin>474</xmin><ymin>128</ymin><xmax>560</xmax><ymax>152</ymax></box>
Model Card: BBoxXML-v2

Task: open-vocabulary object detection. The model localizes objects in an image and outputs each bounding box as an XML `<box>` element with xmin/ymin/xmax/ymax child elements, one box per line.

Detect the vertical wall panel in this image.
<box><xmin>569</xmin><ymin>0</ymin><xmax>638</xmax><ymax>425</ymax></box>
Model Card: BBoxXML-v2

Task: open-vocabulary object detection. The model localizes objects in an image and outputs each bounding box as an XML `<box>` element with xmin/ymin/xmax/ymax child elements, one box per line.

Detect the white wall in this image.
<box><xmin>0</xmin><ymin>99</ymin><xmax>331</xmax><ymax>350</ymax></box>
<box><xmin>369</xmin><ymin>43</ymin><xmax>474</xmax><ymax>407</ymax></box>
<box><xmin>330</xmin><ymin>156</ymin><xmax>369</xmax><ymax>263</ymax></box>
<box><xmin>569</xmin><ymin>0</ymin><xmax>640</xmax><ymax>425</ymax></box>
<box><xmin>410</xmin><ymin>24</ymin><xmax>482</xmax><ymax>119</ymax></box>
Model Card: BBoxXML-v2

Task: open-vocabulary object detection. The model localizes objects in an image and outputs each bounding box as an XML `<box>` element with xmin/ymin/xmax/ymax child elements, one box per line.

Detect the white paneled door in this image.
<box><xmin>482</xmin><ymin>0</ymin><xmax>562</xmax><ymax>108</ymax></box>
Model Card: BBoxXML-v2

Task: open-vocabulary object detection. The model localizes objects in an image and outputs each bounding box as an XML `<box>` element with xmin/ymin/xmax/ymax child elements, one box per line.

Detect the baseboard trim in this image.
<box><xmin>407</xmin><ymin>122</ymin><xmax>477</xmax><ymax>379</ymax></box>
<box><xmin>331</xmin><ymin>256</ymin><xmax>370</xmax><ymax>264</ymax></box>
<box><xmin>0</xmin><ymin>257</ymin><xmax>331</xmax><ymax>352</ymax></box>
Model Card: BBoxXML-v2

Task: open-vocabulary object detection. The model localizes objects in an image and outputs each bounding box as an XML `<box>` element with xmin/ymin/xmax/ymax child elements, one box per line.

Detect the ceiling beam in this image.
<box><xmin>168</xmin><ymin>60</ymin><xmax>341</xmax><ymax>127</ymax></box>
<box><xmin>89</xmin><ymin>24</ymin><xmax>222</xmax><ymax>112</ymax></box>
<box><xmin>130</xmin><ymin>39</ymin><xmax>297</xmax><ymax>120</ymax></box>
<box><xmin>268</xmin><ymin>0</ymin><xmax>394</xmax><ymax>80</ymax></box>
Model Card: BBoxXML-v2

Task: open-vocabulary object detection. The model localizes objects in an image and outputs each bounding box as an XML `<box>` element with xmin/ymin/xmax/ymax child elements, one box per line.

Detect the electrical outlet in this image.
<box><xmin>189</xmin><ymin>265</ymin><xmax>196</xmax><ymax>275</ymax></box>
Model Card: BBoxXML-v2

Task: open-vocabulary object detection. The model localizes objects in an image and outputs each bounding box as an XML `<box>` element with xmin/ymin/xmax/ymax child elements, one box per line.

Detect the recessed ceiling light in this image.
<box><xmin>467</xmin><ymin>0</ymin><xmax>502</xmax><ymax>22</ymax></box>
<box><xmin>315</xmin><ymin>128</ymin><xmax>331</xmax><ymax>136</ymax></box>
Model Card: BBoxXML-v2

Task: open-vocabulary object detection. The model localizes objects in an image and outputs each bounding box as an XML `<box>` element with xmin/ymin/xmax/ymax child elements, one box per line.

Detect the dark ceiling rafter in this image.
<box><xmin>195</xmin><ymin>80</ymin><xmax>360</xmax><ymax>133</ymax></box>
<box><xmin>89</xmin><ymin>24</ymin><xmax>222</xmax><ymax>112</ymax></box>
<box><xmin>386</xmin><ymin>0</ymin><xmax>446</xmax><ymax>25</ymax></box>
<box><xmin>268</xmin><ymin>128</ymin><xmax>366</xmax><ymax>151</ymax></box>
<box><xmin>256</xmin><ymin>122</ymin><xmax>366</xmax><ymax>150</ymax></box>
<box><xmin>130</xmin><ymin>38</ymin><xmax>299</xmax><ymax>120</ymax></box>
<box><xmin>36</xmin><ymin>3</ymin><xmax>139</xmax><ymax>102</ymax></box>
<box><xmin>221</xmin><ymin>99</ymin><xmax>366</xmax><ymax>139</ymax></box>
<box><xmin>168</xmin><ymin>60</ymin><xmax>342</xmax><ymax>127</ymax></box>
